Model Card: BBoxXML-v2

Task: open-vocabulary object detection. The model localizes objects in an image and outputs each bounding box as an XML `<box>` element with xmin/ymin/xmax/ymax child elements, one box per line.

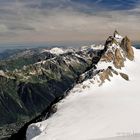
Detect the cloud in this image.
<box><xmin>0</xmin><ymin>24</ymin><xmax>8</xmax><ymax>33</ymax></box>
<box><xmin>0</xmin><ymin>0</ymin><xmax>140</xmax><ymax>43</ymax></box>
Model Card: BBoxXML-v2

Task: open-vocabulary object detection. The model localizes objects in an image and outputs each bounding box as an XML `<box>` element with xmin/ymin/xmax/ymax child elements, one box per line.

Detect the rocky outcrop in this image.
<box><xmin>114</xmin><ymin>30</ymin><xmax>119</xmax><ymax>38</ymax></box>
<box><xmin>101</xmin><ymin>51</ymin><xmax>114</xmax><ymax>62</ymax></box>
<box><xmin>121</xmin><ymin>36</ymin><xmax>134</xmax><ymax>61</ymax></box>
<box><xmin>105</xmin><ymin>36</ymin><xmax>118</xmax><ymax>47</ymax></box>
<box><xmin>101</xmin><ymin>31</ymin><xmax>134</xmax><ymax>69</ymax></box>
<box><xmin>99</xmin><ymin>67</ymin><xmax>113</xmax><ymax>85</ymax></box>
<box><xmin>113</xmin><ymin>48</ymin><xmax>124</xmax><ymax>69</ymax></box>
<box><xmin>97</xmin><ymin>31</ymin><xmax>133</xmax><ymax>85</ymax></box>
<box><xmin>120</xmin><ymin>73</ymin><xmax>129</xmax><ymax>81</ymax></box>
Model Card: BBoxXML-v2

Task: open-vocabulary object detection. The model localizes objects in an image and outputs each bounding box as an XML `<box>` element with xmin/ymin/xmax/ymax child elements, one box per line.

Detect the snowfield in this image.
<box><xmin>27</xmin><ymin>48</ymin><xmax>140</xmax><ymax>140</ymax></box>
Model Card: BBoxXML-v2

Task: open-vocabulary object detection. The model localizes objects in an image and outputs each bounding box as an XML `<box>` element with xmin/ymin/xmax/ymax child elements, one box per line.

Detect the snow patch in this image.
<box><xmin>50</xmin><ymin>48</ymin><xmax>64</xmax><ymax>55</ymax></box>
<box><xmin>41</xmin><ymin>47</ymin><xmax>64</xmax><ymax>55</ymax></box>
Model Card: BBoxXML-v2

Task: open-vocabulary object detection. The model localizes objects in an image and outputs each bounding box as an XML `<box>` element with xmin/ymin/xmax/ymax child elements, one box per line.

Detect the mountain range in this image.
<box><xmin>0</xmin><ymin>39</ymin><xmax>104</xmax><ymax>139</ymax></box>
<box><xmin>0</xmin><ymin>31</ymin><xmax>139</xmax><ymax>140</ymax></box>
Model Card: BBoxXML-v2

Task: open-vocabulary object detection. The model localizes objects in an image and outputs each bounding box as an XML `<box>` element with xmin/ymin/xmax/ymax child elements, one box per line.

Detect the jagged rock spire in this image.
<box><xmin>102</xmin><ymin>31</ymin><xmax>134</xmax><ymax>70</ymax></box>
<box><xmin>113</xmin><ymin>30</ymin><xmax>120</xmax><ymax>37</ymax></box>
<box><xmin>121</xmin><ymin>36</ymin><xmax>134</xmax><ymax>60</ymax></box>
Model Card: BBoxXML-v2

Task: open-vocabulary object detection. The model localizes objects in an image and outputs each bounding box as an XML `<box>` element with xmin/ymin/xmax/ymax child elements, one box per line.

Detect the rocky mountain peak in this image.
<box><xmin>105</xmin><ymin>36</ymin><xmax>114</xmax><ymax>47</ymax></box>
<box><xmin>113</xmin><ymin>30</ymin><xmax>120</xmax><ymax>37</ymax></box>
<box><xmin>92</xmin><ymin>31</ymin><xmax>135</xmax><ymax>86</ymax></box>
<box><xmin>101</xmin><ymin>31</ymin><xmax>134</xmax><ymax>66</ymax></box>
<box><xmin>73</xmin><ymin>31</ymin><xmax>134</xmax><ymax>88</ymax></box>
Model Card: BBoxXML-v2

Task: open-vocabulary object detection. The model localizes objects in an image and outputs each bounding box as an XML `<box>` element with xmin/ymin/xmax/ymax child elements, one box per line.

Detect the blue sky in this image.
<box><xmin>0</xmin><ymin>0</ymin><xmax>140</xmax><ymax>44</ymax></box>
<box><xmin>74</xmin><ymin>0</ymin><xmax>138</xmax><ymax>10</ymax></box>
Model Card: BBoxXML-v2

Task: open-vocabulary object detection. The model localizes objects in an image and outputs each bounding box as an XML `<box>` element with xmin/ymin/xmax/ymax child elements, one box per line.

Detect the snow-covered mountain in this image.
<box><xmin>0</xmin><ymin>40</ymin><xmax>103</xmax><ymax>139</ymax></box>
<box><xmin>26</xmin><ymin>31</ymin><xmax>140</xmax><ymax>140</ymax></box>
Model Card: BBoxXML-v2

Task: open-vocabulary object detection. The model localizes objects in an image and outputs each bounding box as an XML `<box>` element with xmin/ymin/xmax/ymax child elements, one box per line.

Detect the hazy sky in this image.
<box><xmin>0</xmin><ymin>0</ymin><xmax>140</xmax><ymax>44</ymax></box>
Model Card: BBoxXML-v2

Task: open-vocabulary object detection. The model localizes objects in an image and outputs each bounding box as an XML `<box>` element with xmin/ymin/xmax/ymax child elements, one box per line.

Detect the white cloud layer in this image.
<box><xmin>0</xmin><ymin>0</ymin><xmax>140</xmax><ymax>43</ymax></box>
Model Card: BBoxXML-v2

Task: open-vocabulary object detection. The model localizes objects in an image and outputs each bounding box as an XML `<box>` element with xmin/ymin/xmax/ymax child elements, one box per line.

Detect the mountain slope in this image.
<box><xmin>0</xmin><ymin>45</ymin><xmax>103</xmax><ymax>139</ymax></box>
<box><xmin>26</xmin><ymin>32</ymin><xmax>140</xmax><ymax>140</ymax></box>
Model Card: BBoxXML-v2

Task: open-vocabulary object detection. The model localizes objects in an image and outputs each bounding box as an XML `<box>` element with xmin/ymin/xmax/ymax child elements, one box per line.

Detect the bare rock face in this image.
<box><xmin>97</xmin><ymin>31</ymin><xmax>132</xmax><ymax>85</ymax></box>
<box><xmin>99</xmin><ymin>67</ymin><xmax>113</xmax><ymax>85</ymax></box>
<box><xmin>113</xmin><ymin>48</ymin><xmax>124</xmax><ymax>69</ymax></box>
<box><xmin>101</xmin><ymin>51</ymin><xmax>114</xmax><ymax>62</ymax></box>
<box><xmin>121</xmin><ymin>36</ymin><xmax>134</xmax><ymax>61</ymax></box>
<box><xmin>102</xmin><ymin>33</ymin><xmax>133</xmax><ymax>69</ymax></box>
<box><xmin>119</xmin><ymin>73</ymin><xmax>129</xmax><ymax>81</ymax></box>
<box><xmin>114</xmin><ymin>30</ymin><xmax>119</xmax><ymax>37</ymax></box>
<box><xmin>105</xmin><ymin>36</ymin><xmax>118</xmax><ymax>47</ymax></box>
<box><xmin>98</xmin><ymin>66</ymin><xmax>129</xmax><ymax>86</ymax></box>
<box><xmin>101</xmin><ymin>36</ymin><xmax>118</xmax><ymax>63</ymax></box>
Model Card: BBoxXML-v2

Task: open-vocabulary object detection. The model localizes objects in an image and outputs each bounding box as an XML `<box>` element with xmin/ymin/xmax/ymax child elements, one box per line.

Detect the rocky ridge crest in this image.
<box><xmin>79</xmin><ymin>31</ymin><xmax>134</xmax><ymax>87</ymax></box>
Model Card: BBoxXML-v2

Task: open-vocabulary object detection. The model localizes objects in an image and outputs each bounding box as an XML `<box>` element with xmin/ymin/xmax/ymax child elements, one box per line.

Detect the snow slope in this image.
<box><xmin>27</xmin><ymin>48</ymin><xmax>140</xmax><ymax>140</ymax></box>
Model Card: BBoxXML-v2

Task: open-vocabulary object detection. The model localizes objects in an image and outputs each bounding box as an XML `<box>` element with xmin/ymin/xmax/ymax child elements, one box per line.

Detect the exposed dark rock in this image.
<box><xmin>113</xmin><ymin>48</ymin><xmax>124</xmax><ymax>69</ymax></box>
<box><xmin>99</xmin><ymin>67</ymin><xmax>113</xmax><ymax>85</ymax></box>
<box><xmin>121</xmin><ymin>36</ymin><xmax>134</xmax><ymax>61</ymax></box>
<box><xmin>120</xmin><ymin>73</ymin><xmax>129</xmax><ymax>81</ymax></box>
<box><xmin>113</xmin><ymin>30</ymin><xmax>120</xmax><ymax>38</ymax></box>
<box><xmin>101</xmin><ymin>51</ymin><xmax>114</xmax><ymax>62</ymax></box>
<box><xmin>105</xmin><ymin>36</ymin><xmax>118</xmax><ymax>48</ymax></box>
